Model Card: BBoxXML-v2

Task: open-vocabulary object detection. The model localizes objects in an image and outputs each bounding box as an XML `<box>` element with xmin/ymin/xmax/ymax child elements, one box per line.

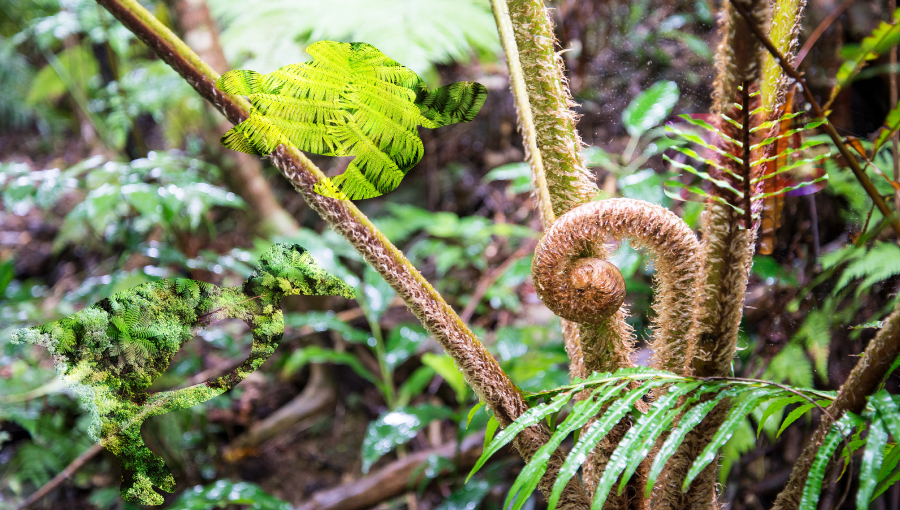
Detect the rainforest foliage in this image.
<box><xmin>3</xmin><ymin>0</ymin><xmax>900</xmax><ymax>509</ymax></box>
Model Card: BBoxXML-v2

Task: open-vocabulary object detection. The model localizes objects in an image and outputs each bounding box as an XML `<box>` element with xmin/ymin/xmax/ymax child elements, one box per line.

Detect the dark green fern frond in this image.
<box><xmin>215</xmin><ymin>40</ymin><xmax>487</xmax><ymax>200</ymax></box>
<box><xmin>468</xmin><ymin>366</ymin><xmax>900</xmax><ymax>510</ymax></box>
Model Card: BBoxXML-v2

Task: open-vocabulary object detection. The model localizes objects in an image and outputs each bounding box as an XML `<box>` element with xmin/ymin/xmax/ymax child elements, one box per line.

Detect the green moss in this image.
<box><xmin>11</xmin><ymin>243</ymin><xmax>354</xmax><ymax>505</ymax></box>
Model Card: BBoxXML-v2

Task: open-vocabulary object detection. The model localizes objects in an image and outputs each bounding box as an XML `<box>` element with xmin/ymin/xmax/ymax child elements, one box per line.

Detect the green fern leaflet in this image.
<box><xmin>11</xmin><ymin>243</ymin><xmax>355</xmax><ymax>505</ymax></box>
<box><xmin>216</xmin><ymin>40</ymin><xmax>488</xmax><ymax>200</ymax></box>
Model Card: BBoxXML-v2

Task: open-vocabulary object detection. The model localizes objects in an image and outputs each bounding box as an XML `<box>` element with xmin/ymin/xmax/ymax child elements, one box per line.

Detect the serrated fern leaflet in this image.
<box><xmin>664</xmin><ymin>84</ymin><xmax>829</xmax><ymax>238</ymax></box>
<box><xmin>11</xmin><ymin>243</ymin><xmax>355</xmax><ymax>506</ymax></box>
<box><xmin>467</xmin><ymin>366</ymin><xmax>900</xmax><ymax>510</ymax></box>
<box><xmin>215</xmin><ymin>40</ymin><xmax>487</xmax><ymax>200</ymax></box>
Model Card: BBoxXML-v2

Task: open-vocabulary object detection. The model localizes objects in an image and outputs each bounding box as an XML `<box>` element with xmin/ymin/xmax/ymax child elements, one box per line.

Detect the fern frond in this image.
<box><xmin>665</xmin><ymin>88</ymin><xmax>829</xmax><ymax>230</ymax></box>
<box><xmin>215</xmin><ymin>40</ymin><xmax>486</xmax><ymax>200</ymax></box>
<box><xmin>471</xmin><ymin>367</ymin><xmax>900</xmax><ymax>510</ymax></box>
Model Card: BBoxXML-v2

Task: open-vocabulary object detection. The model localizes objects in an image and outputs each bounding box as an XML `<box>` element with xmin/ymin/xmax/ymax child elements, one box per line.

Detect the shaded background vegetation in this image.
<box><xmin>1</xmin><ymin>0</ymin><xmax>899</xmax><ymax>508</ymax></box>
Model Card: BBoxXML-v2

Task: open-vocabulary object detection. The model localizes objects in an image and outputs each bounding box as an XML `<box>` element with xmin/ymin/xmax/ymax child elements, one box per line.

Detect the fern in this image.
<box><xmin>664</xmin><ymin>87</ymin><xmax>828</xmax><ymax>227</ymax></box>
<box><xmin>468</xmin><ymin>366</ymin><xmax>900</xmax><ymax>510</ymax></box>
<box><xmin>216</xmin><ymin>40</ymin><xmax>487</xmax><ymax>200</ymax></box>
<box><xmin>827</xmin><ymin>7</ymin><xmax>900</xmax><ymax>110</ymax></box>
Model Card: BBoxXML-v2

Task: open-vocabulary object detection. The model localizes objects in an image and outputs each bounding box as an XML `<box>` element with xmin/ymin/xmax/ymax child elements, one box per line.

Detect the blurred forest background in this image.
<box><xmin>2</xmin><ymin>0</ymin><xmax>900</xmax><ymax>509</ymax></box>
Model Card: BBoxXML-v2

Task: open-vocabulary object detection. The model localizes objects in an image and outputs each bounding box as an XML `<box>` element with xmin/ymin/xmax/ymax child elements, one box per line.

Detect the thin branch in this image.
<box><xmin>459</xmin><ymin>241</ymin><xmax>535</xmax><ymax>323</ymax></box>
<box><xmin>794</xmin><ymin>0</ymin><xmax>855</xmax><ymax>67</ymax></box>
<box><xmin>15</xmin><ymin>444</ymin><xmax>105</xmax><ymax>510</ymax></box>
<box><xmin>90</xmin><ymin>0</ymin><xmax>590</xmax><ymax>507</ymax></box>
<box><xmin>732</xmin><ymin>0</ymin><xmax>900</xmax><ymax>239</ymax></box>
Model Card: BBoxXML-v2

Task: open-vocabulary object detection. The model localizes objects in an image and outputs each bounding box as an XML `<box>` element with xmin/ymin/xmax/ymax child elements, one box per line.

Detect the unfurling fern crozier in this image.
<box><xmin>11</xmin><ymin>243</ymin><xmax>354</xmax><ymax>506</ymax></box>
<box><xmin>216</xmin><ymin>41</ymin><xmax>488</xmax><ymax>200</ymax></box>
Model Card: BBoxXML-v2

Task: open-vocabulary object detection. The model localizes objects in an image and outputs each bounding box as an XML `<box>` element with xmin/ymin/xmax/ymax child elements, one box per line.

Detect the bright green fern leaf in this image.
<box><xmin>10</xmin><ymin>243</ymin><xmax>354</xmax><ymax>506</ymax></box>
<box><xmin>216</xmin><ymin>40</ymin><xmax>487</xmax><ymax>200</ymax></box>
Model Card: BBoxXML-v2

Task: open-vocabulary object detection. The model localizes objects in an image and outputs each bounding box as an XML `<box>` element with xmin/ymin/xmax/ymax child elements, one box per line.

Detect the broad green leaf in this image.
<box><xmin>216</xmin><ymin>41</ymin><xmax>487</xmax><ymax>200</ymax></box>
<box><xmin>468</xmin><ymin>390</ymin><xmax>576</xmax><ymax>481</ymax></box>
<box><xmin>361</xmin><ymin>403</ymin><xmax>454</xmax><ymax>473</ymax></box>
<box><xmin>168</xmin><ymin>481</ymin><xmax>292</xmax><ymax>510</ymax></box>
<box><xmin>683</xmin><ymin>388</ymin><xmax>780</xmax><ymax>491</ymax></box>
<box><xmin>859</xmin><ymin>419</ymin><xmax>889</xmax><ymax>507</ymax></box>
<box><xmin>385</xmin><ymin>324</ymin><xmax>430</xmax><ymax>370</ymax></box>
<box><xmin>623</xmin><ymin>81</ymin><xmax>679</xmax><ymax>137</ymax></box>
<box><xmin>398</xmin><ymin>366</ymin><xmax>436</xmax><ymax>407</ymax></box>
<box><xmin>421</xmin><ymin>353</ymin><xmax>469</xmax><ymax>403</ymax></box>
<box><xmin>799</xmin><ymin>412</ymin><xmax>865</xmax><ymax>510</ymax></box>
<box><xmin>281</xmin><ymin>346</ymin><xmax>378</xmax><ymax>384</ymax></box>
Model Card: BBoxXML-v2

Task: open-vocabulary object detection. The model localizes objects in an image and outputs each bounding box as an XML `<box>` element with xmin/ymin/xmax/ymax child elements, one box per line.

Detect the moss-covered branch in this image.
<box><xmin>92</xmin><ymin>0</ymin><xmax>590</xmax><ymax>507</ymax></box>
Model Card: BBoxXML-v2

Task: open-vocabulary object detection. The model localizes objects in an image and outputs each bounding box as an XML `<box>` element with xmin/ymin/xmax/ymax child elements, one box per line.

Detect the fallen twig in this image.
<box><xmin>295</xmin><ymin>433</ymin><xmax>484</xmax><ymax>510</ymax></box>
<box><xmin>14</xmin><ymin>443</ymin><xmax>104</xmax><ymax>510</ymax></box>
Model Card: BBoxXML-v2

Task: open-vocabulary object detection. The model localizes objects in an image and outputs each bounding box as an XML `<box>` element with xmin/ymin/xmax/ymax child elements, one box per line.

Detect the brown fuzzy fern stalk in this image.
<box><xmin>654</xmin><ymin>0</ymin><xmax>771</xmax><ymax>508</ymax></box>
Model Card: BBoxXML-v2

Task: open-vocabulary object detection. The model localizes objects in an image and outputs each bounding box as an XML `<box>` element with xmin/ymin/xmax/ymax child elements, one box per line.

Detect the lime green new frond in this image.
<box><xmin>10</xmin><ymin>243</ymin><xmax>354</xmax><ymax>505</ymax></box>
<box><xmin>215</xmin><ymin>40</ymin><xmax>487</xmax><ymax>200</ymax></box>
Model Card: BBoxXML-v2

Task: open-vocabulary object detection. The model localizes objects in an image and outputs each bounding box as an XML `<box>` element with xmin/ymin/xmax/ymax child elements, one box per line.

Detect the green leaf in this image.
<box><xmin>168</xmin><ymin>481</ymin><xmax>292</xmax><ymax>510</ymax></box>
<box><xmin>611</xmin><ymin>382</ymin><xmax>703</xmax><ymax>496</ymax></box>
<box><xmin>385</xmin><ymin>324</ymin><xmax>429</xmax><ymax>370</ymax></box>
<box><xmin>361</xmin><ymin>403</ymin><xmax>454</xmax><ymax>473</ymax></box>
<box><xmin>421</xmin><ymin>353</ymin><xmax>469</xmax><ymax>403</ymax></box>
<box><xmin>216</xmin><ymin>41</ymin><xmax>487</xmax><ymax>199</ymax></box>
<box><xmin>859</xmin><ymin>418</ymin><xmax>889</xmax><ymax>507</ymax></box>
<box><xmin>483</xmin><ymin>415</ymin><xmax>500</xmax><ymax>452</ymax></box>
<box><xmin>646</xmin><ymin>389</ymin><xmax>737</xmax><ymax>497</ymax></box>
<box><xmin>831</xmin><ymin>8</ymin><xmax>900</xmax><ymax>104</ymax></box>
<box><xmin>777</xmin><ymin>401</ymin><xmax>828</xmax><ymax>438</ymax></box>
<box><xmin>799</xmin><ymin>412</ymin><xmax>865</xmax><ymax>510</ymax></box>
<box><xmin>397</xmin><ymin>365</ymin><xmax>436</xmax><ymax>407</ymax></box>
<box><xmin>622</xmin><ymin>81</ymin><xmax>679</xmax><ymax>137</ymax></box>
<box><xmin>468</xmin><ymin>390</ymin><xmax>576</xmax><ymax>482</ymax></box>
<box><xmin>281</xmin><ymin>346</ymin><xmax>378</xmax><ymax>383</ymax></box>
<box><xmin>682</xmin><ymin>388</ymin><xmax>779</xmax><ymax>491</ymax></box>
<box><xmin>434</xmin><ymin>478</ymin><xmax>491</xmax><ymax>510</ymax></box>
<box><xmin>521</xmin><ymin>380</ymin><xmax>631</xmax><ymax>510</ymax></box>
<box><xmin>757</xmin><ymin>395</ymin><xmax>806</xmax><ymax>438</ymax></box>
<box><xmin>467</xmin><ymin>402</ymin><xmax>485</xmax><ymax>429</ymax></box>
